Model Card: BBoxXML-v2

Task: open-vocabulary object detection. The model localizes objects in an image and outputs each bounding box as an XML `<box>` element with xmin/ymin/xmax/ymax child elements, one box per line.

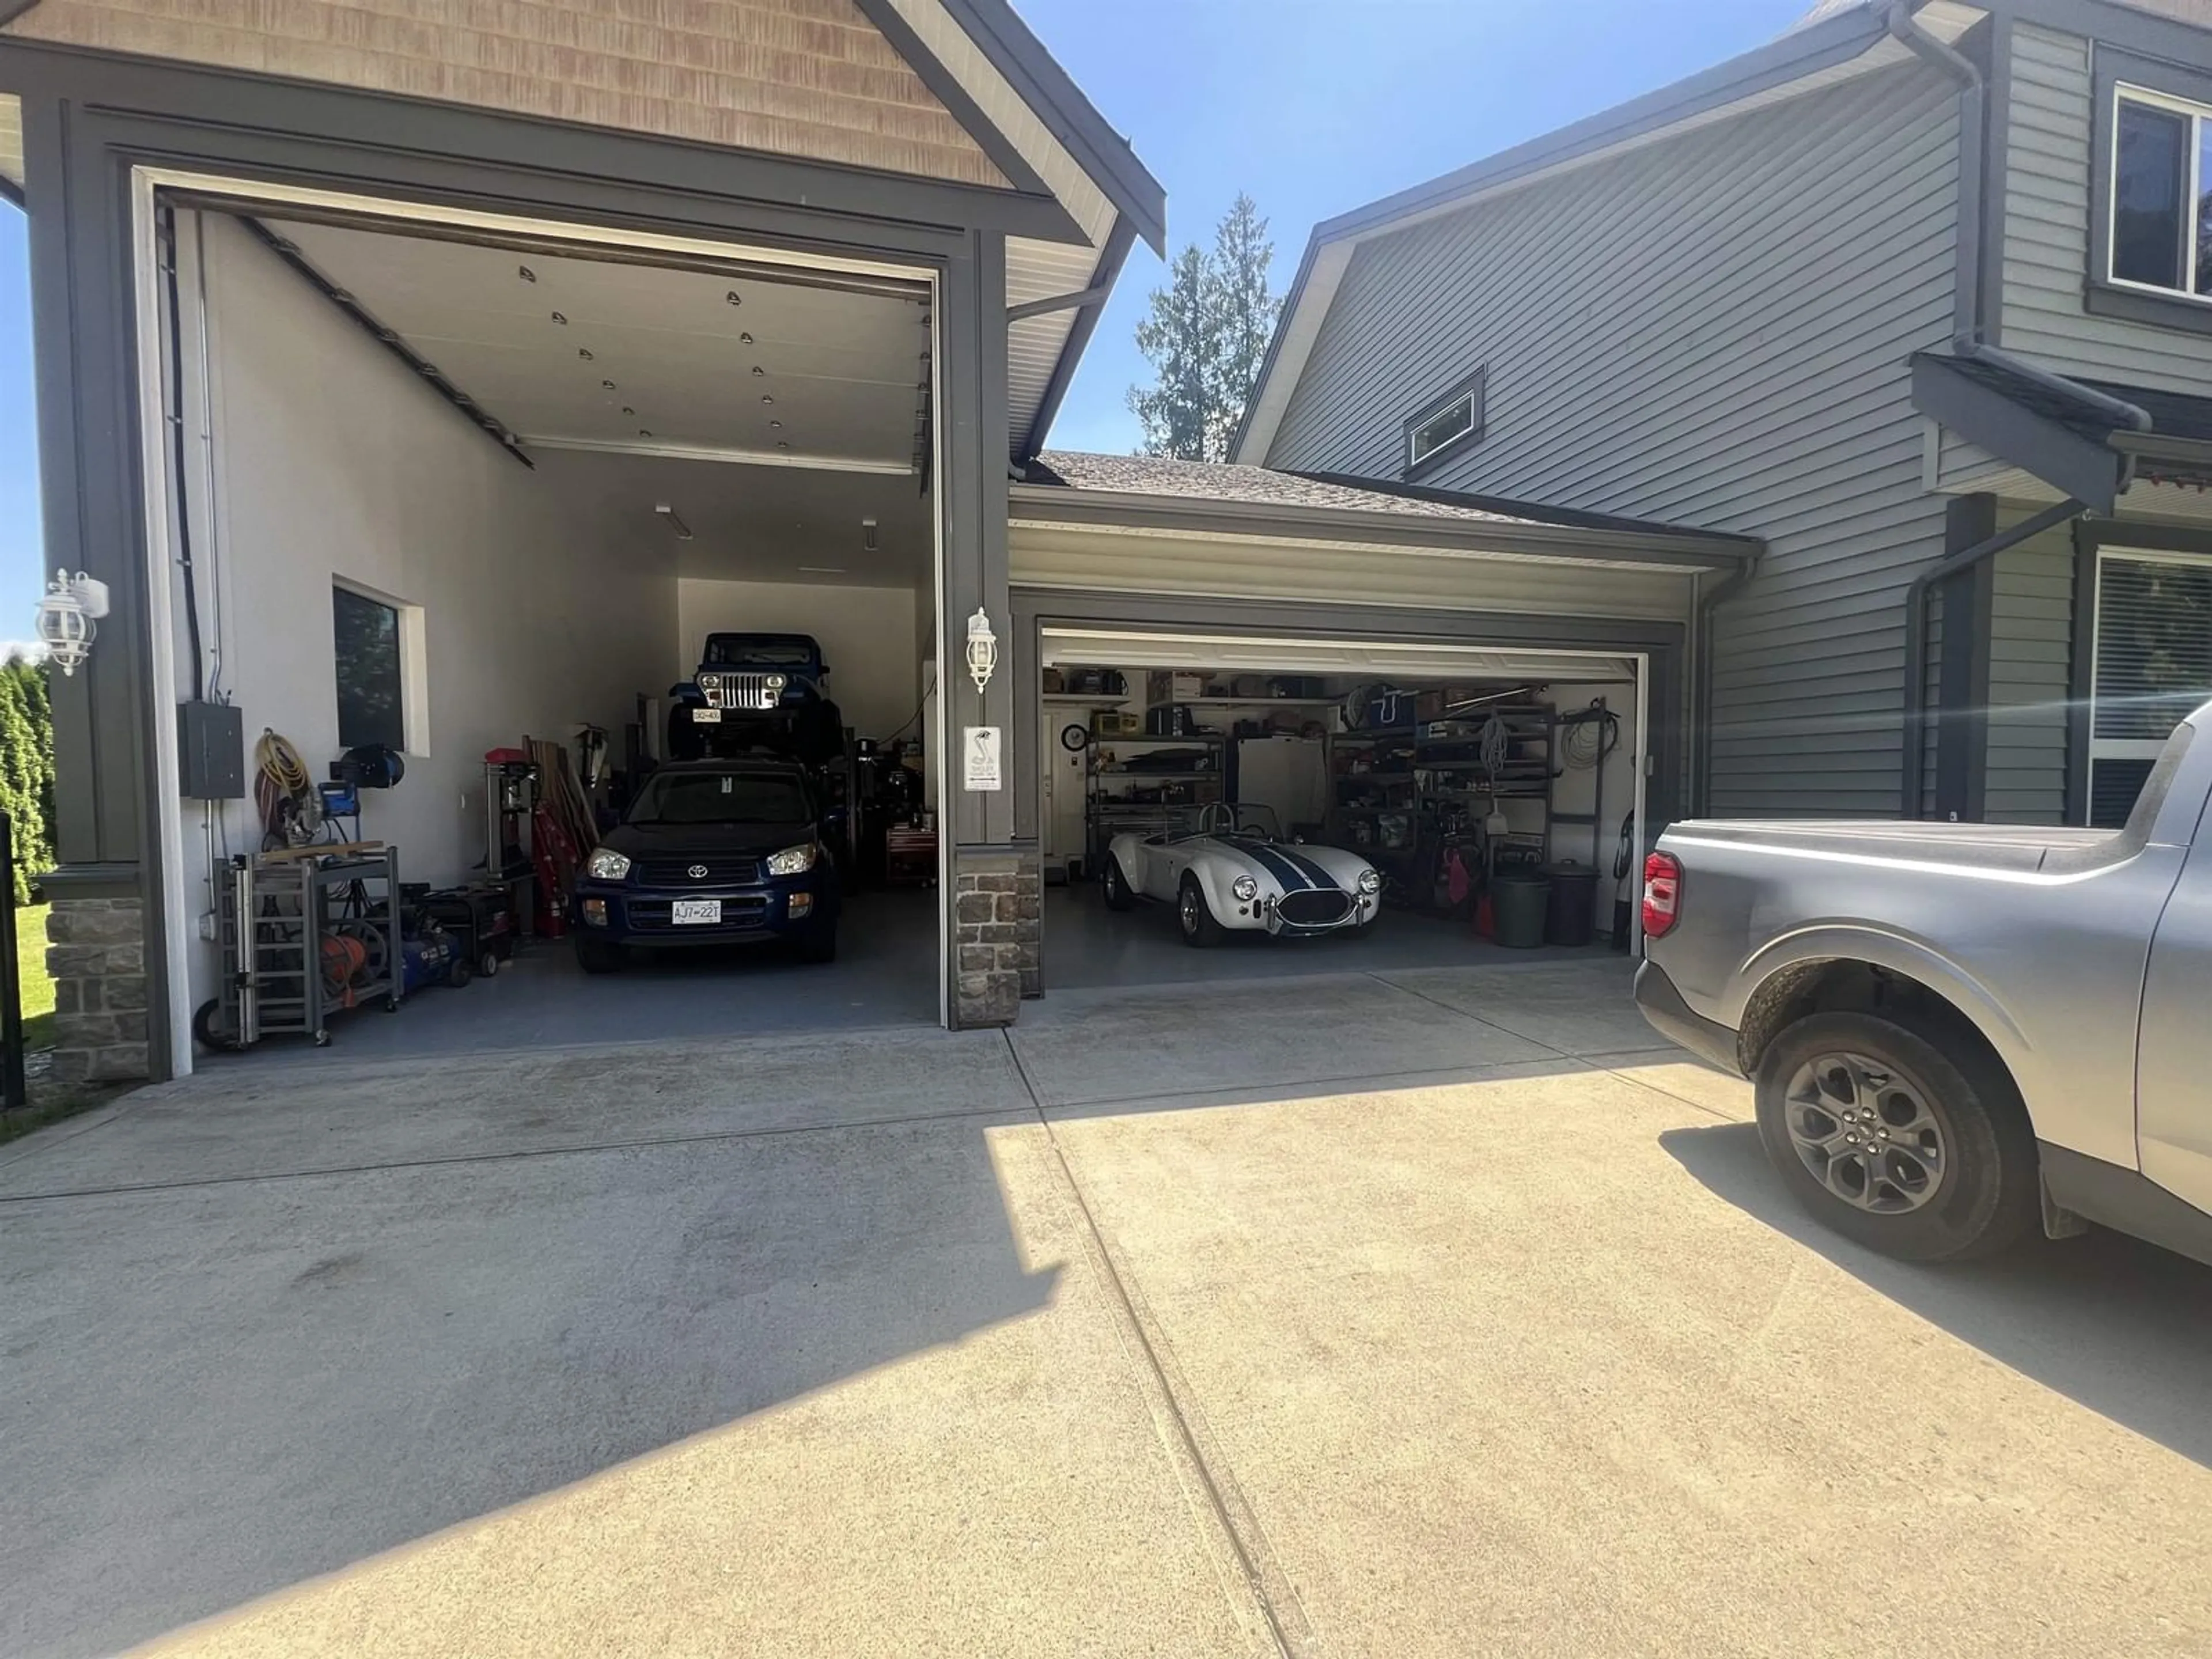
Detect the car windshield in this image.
<box><xmin>1179</xmin><ymin>803</ymin><xmax>1282</xmax><ymax>840</ymax></box>
<box><xmin>704</xmin><ymin>638</ymin><xmax>818</xmax><ymax>668</ymax></box>
<box><xmin>628</xmin><ymin>770</ymin><xmax>813</xmax><ymax>827</ymax></box>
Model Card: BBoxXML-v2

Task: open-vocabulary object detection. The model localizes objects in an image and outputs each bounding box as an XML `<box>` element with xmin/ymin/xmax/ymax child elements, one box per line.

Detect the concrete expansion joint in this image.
<box><xmin>999</xmin><ymin>1031</ymin><xmax>1319</xmax><ymax>1659</ymax></box>
<box><xmin>1361</xmin><ymin>968</ymin><xmax>1741</xmax><ymax>1126</ymax></box>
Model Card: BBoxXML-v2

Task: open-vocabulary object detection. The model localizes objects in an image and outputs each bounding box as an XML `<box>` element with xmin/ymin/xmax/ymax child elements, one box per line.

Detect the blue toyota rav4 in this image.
<box><xmin>570</xmin><ymin>758</ymin><xmax>840</xmax><ymax>972</ymax></box>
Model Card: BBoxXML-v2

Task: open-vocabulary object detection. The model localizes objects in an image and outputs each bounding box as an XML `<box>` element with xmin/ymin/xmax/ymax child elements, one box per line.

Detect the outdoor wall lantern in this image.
<box><xmin>965</xmin><ymin>607</ymin><xmax>998</xmax><ymax>694</ymax></box>
<box><xmin>35</xmin><ymin>569</ymin><xmax>109</xmax><ymax>677</ymax></box>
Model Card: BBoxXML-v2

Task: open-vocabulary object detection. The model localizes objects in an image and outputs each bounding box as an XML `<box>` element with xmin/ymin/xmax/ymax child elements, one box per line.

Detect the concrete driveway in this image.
<box><xmin>6</xmin><ymin>957</ymin><xmax>2211</xmax><ymax>1657</ymax></box>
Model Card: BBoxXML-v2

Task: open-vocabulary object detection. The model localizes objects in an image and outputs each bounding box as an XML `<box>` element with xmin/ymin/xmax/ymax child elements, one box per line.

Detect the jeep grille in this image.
<box><xmin>698</xmin><ymin>672</ymin><xmax>782</xmax><ymax>711</ymax></box>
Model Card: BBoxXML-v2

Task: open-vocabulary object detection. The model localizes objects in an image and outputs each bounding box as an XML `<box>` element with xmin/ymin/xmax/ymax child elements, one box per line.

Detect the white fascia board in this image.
<box><xmin>890</xmin><ymin>0</ymin><xmax>1117</xmax><ymax>251</ymax></box>
<box><xmin>1230</xmin><ymin>239</ymin><xmax>1352</xmax><ymax>466</ymax></box>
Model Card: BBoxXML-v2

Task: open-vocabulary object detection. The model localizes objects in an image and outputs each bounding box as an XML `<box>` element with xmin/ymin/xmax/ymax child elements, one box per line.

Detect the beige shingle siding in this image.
<box><xmin>1263</xmin><ymin>62</ymin><xmax>1961</xmax><ymax>816</ymax></box>
<box><xmin>0</xmin><ymin>92</ymin><xmax>21</xmax><ymax>191</ymax></box>
<box><xmin>2</xmin><ymin>0</ymin><xmax>1009</xmax><ymax>187</ymax></box>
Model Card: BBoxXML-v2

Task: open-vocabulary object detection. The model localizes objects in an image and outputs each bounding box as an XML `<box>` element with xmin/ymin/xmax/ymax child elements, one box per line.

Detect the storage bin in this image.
<box><xmin>1542</xmin><ymin>861</ymin><xmax>1598</xmax><ymax>946</ymax></box>
<box><xmin>1491</xmin><ymin>869</ymin><xmax>1551</xmax><ymax>948</ymax></box>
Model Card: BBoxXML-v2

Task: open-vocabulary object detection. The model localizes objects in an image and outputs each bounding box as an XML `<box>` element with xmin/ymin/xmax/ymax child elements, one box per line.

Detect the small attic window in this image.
<box><xmin>1403</xmin><ymin>369</ymin><xmax>1485</xmax><ymax>477</ymax></box>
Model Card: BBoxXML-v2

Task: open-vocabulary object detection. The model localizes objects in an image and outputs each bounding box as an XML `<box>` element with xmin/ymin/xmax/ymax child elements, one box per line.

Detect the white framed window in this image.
<box><xmin>332</xmin><ymin>579</ymin><xmax>429</xmax><ymax>754</ymax></box>
<box><xmin>2089</xmin><ymin>548</ymin><xmax>2212</xmax><ymax>825</ymax></box>
<box><xmin>2108</xmin><ymin>83</ymin><xmax>2212</xmax><ymax>301</ymax></box>
<box><xmin>1402</xmin><ymin>368</ymin><xmax>1486</xmax><ymax>476</ymax></box>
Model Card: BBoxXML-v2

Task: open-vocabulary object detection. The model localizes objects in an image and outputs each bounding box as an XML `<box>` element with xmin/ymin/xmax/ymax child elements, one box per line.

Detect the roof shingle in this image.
<box><xmin>1024</xmin><ymin>451</ymin><xmax>1751</xmax><ymax>544</ymax></box>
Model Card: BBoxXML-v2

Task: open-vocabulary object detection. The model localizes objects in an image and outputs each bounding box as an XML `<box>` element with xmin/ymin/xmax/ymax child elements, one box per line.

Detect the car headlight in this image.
<box><xmin>766</xmin><ymin>672</ymin><xmax>789</xmax><ymax>693</ymax></box>
<box><xmin>1358</xmin><ymin>868</ymin><xmax>1381</xmax><ymax>895</ymax></box>
<box><xmin>586</xmin><ymin>847</ymin><xmax>632</xmax><ymax>881</ymax></box>
<box><xmin>766</xmin><ymin>843</ymin><xmax>816</xmax><ymax>876</ymax></box>
<box><xmin>1232</xmin><ymin>875</ymin><xmax>1259</xmax><ymax>902</ymax></box>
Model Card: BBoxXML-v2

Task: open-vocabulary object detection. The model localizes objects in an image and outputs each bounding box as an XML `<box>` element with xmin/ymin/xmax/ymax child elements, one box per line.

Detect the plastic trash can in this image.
<box><xmin>1543</xmin><ymin>861</ymin><xmax>1599</xmax><ymax>946</ymax></box>
<box><xmin>1491</xmin><ymin>869</ymin><xmax>1551</xmax><ymax>948</ymax></box>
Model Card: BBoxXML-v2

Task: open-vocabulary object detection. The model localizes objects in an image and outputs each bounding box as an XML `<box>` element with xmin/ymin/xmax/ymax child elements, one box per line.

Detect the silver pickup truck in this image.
<box><xmin>1635</xmin><ymin>701</ymin><xmax>2212</xmax><ymax>1266</ymax></box>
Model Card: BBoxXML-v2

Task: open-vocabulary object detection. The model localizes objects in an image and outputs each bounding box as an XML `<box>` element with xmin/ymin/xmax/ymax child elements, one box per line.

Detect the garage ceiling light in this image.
<box><xmin>654</xmin><ymin>504</ymin><xmax>694</xmax><ymax>541</ymax></box>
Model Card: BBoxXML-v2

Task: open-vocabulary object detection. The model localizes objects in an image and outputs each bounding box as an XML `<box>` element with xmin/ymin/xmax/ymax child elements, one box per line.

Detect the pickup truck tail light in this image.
<box><xmin>1642</xmin><ymin>851</ymin><xmax>1683</xmax><ymax>939</ymax></box>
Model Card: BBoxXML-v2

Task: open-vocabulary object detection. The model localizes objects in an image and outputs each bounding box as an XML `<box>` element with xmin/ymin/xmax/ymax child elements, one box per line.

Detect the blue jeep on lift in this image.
<box><xmin>667</xmin><ymin>632</ymin><xmax>845</xmax><ymax>764</ymax></box>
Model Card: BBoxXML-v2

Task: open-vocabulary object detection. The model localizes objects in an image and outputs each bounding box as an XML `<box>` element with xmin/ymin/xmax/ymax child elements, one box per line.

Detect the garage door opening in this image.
<box><xmin>138</xmin><ymin>182</ymin><xmax>946</xmax><ymax>1070</ymax></box>
<box><xmin>1035</xmin><ymin>627</ymin><xmax>1646</xmax><ymax>988</ymax></box>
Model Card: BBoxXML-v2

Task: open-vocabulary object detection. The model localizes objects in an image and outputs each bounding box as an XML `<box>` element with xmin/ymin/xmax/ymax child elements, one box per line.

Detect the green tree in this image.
<box><xmin>0</xmin><ymin>653</ymin><xmax>55</xmax><ymax>906</ymax></box>
<box><xmin>1126</xmin><ymin>194</ymin><xmax>1285</xmax><ymax>462</ymax></box>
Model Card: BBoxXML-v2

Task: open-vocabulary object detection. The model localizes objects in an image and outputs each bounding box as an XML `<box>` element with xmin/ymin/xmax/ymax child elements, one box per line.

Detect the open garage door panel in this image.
<box><xmin>1041</xmin><ymin>627</ymin><xmax>1637</xmax><ymax>684</ymax></box>
<box><xmin>1037</xmin><ymin>627</ymin><xmax>1645</xmax><ymax>984</ymax></box>
<box><xmin>153</xmin><ymin>192</ymin><xmax>945</xmax><ymax>1069</ymax></box>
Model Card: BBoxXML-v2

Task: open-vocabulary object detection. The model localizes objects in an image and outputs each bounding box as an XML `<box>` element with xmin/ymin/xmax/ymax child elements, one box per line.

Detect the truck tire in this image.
<box><xmin>1754</xmin><ymin>1011</ymin><xmax>2038</xmax><ymax>1263</ymax></box>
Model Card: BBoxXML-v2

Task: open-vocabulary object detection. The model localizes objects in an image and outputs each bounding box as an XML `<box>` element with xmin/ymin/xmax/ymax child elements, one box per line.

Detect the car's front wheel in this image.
<box><xmin>1177</xmin><ymin>874</ymin><xmax>1224</xmax><ymax>948</ymax></box>
<box><xmin>574</xmin><ymin>938</ymin><xmax>623</xmax><ymax>975</ymax></box>
<box><xmin>1101</xmin><ymin>856</ymin><xmax>1135</xmax><ymax>911</ymax></box>
<box><xmin>1753</xmin><ymin>1011</ymin><xmax>2037</xmax><ymax>1263</ymax></box>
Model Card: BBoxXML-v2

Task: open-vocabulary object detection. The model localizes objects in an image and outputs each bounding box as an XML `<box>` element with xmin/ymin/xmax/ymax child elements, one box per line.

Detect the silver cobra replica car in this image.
<box><xmin>1101</xmin><ymin>804</ymin><xmax>1382</xmax><ymax>945</ymax></box>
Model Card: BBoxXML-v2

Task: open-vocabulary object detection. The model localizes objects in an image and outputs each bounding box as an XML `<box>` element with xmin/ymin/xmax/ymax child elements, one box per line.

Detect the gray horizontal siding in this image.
<box><xmin>1264</xmin><ymin>60</ymin><xmax>1961</xmax><ymax>816</ymax></box>
<box><xmin>1982</xmin><ymin>506</ymin><xmax>2077</xmax><ymax>823</ymax></box>
<box><xmin>1999</xmin><ymin>22</ymin><xmax>2212</xmax><ymax>396</ymax></box>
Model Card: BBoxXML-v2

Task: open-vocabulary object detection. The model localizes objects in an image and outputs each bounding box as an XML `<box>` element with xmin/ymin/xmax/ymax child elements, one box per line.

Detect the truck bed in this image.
<box><xmin>1662</xmin><ymin>819</ymin><xmax>2125</xmax><ymax>876</ymax></box>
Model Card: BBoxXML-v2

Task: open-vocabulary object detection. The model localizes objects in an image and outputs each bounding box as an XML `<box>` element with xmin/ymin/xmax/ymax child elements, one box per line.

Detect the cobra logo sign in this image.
<box><xmin>688</xmin><ymin>864</ymin><xmax>710</xmax><ymax>880</ymax></box>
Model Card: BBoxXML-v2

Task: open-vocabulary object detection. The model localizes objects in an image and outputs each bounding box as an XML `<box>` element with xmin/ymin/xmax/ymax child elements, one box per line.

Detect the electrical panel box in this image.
<box><xmin>177</xmin><ymin>700</ymin><xmax>245</xmax><ymax>799</ymax></box>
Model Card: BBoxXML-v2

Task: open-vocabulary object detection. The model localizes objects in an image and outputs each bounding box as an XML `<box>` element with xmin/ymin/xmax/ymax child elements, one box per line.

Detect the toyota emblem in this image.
<box><xmin>687</xmin><ymin>863</ymin><xmax>710</xmax><ymax>880</ymax></box>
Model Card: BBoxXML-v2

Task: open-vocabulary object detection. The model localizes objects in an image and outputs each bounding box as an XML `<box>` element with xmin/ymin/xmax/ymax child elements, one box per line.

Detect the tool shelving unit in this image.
<box><xmin>215</xmin><ymin>849</ymin><xmax>400</xmax><ymax>1048</ymax></box>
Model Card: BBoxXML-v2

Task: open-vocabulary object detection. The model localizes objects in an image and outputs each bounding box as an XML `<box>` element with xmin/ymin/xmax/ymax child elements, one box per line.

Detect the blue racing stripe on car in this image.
<box><xmin>1271</xmin><ymin>846</ymin><xmax>1343</xmax><ymax>892</ymax></box>
<box><xmin>1221</xmin><ymin>838</ymin><xmax>1342</xmax><ymax>893</ymax></box>
<box><xmin>1219</xmin><ymin>838</ymin><xmax>1308</xmax><ymax>891</ymax></box>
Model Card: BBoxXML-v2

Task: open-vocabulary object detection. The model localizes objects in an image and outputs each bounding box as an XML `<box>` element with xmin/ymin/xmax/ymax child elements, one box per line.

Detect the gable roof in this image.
<box><xmin>1231</xmin><ymin>0</ymin><xmax>1981</xmax><ymax>464</ymax></box>
<box><xmin>0</xmin><ymin>0</ymin><xmax>1164</xmax><ymax>463</ymax></box>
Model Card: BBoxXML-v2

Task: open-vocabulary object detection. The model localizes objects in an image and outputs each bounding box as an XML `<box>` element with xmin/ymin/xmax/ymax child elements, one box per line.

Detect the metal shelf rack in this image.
<box><xmin>216</xmin><ymin>849</ymin><xmax>401</xmax><ymax>1048</ymax></box>
<box><xmin>1327</xmin><ymin>704</ymin><xmax>1559</xmax><ymax>910</ymax></box>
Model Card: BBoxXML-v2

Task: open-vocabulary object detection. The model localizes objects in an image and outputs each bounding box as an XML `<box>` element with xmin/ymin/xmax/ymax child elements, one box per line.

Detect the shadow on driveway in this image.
<box><xmin>1662</xmin><ymin>1120</ymin><xmax>2212</xmax><ymax>1469</ymax></box>
<box><xmin>2</xmin><ymin>1111</ymin><xmax>1059</xmax><ymax>1659</ymax></box>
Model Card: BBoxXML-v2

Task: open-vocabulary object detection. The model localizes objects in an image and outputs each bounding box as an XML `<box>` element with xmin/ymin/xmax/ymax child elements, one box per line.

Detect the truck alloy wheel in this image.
<box><xmin>1753</xmin><ymin>1011</ymin><xmax>2038</xmax><ymax>1263</ymax></box>
<box><xmin>1778</xmin><ymin>1050</ymin><xmax>1946</xmax><ymax>1214</ymax></box>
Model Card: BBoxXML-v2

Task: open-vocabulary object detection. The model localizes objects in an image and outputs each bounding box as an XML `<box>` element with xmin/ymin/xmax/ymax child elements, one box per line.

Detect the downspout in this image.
<box><xmin>1885</xmin><ymin>1</ymin><xmax>2143</xmax><ymax>816</ymax></box>
<box><xmin>1900</xmin><ymin>496</ymin><xmax>2089</xmax><ymax>814</ymax></box>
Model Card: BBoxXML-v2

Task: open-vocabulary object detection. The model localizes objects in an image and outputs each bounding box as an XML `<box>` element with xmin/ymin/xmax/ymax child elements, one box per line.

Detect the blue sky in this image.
<box><xmin>0</xmin><ymin>0</ymin><xmax>1809</xmax><ymax>627</ymax></box>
